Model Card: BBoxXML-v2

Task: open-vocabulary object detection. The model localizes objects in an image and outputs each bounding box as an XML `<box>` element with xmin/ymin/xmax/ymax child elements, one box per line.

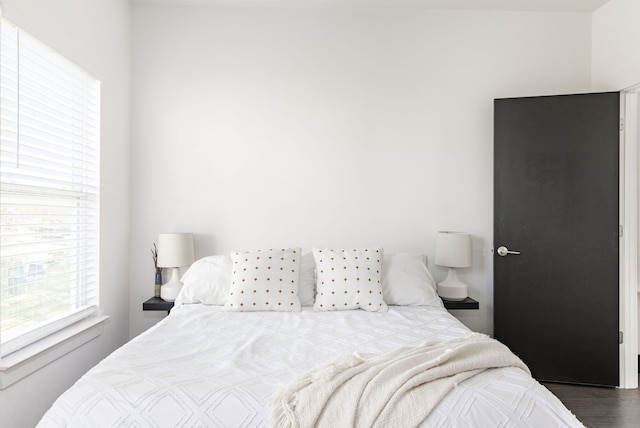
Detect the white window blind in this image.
<box><xmin>0</xmin><ymin>18</ymin><xmax>100</xmax><ymax>358</ymax></box>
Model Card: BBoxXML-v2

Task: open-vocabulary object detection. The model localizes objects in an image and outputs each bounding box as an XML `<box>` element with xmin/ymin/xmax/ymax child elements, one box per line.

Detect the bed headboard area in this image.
<box><xmin>129</xmin><ymin>4</ymin><xmax>594</xmax><ymax>338</ymax></box>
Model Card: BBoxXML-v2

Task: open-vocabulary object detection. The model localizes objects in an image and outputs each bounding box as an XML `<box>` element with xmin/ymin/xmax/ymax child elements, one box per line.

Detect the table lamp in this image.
<box><xmin>435</xmin><ymin>231</ymin><xmax>471</xmax><ymax>301</ymax></box>
<box><xmin>157</xmin><ymin>233</ymin><xmax>195</xmax><ymax>301</ymax></box>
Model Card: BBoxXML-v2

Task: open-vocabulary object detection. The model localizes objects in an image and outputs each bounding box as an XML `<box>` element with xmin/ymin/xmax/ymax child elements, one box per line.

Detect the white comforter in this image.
<box><xmin>38</xmin><ymin>305</ymin><xmax>583</xmax><ymax>427</ymax></box>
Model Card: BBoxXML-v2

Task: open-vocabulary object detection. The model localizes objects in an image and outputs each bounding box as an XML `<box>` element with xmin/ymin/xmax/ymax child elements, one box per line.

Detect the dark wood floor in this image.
<box><xmin>542</xmin><ymin>376</ymin><xmax>640</xmax><ymax>427</ymax></box>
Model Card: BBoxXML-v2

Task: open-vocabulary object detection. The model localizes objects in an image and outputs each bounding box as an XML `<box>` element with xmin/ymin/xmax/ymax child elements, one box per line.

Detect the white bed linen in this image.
<box><xmin>38</xmin><ymin>305</ymin><xmax>583</xmax><ymax>427</ymax></box>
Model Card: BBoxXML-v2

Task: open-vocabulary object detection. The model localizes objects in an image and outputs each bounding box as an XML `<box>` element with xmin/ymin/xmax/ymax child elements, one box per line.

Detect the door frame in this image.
<box><xmin>621</xmin><ymin>85</ymin><xmax>639</xmax><ymax>389</ymax></box>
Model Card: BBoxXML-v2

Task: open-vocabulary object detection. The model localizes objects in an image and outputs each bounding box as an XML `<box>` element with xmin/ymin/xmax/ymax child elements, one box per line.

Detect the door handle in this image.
<box><xmin>496</xmin><ymin>246</ymin><xmax>520</xmax><ymax>257</ymax></box>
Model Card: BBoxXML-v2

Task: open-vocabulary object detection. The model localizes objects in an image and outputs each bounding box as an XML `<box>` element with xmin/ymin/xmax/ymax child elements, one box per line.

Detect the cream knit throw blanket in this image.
<box><xmin>270</xmin><ymin>333</ymin><xmax>530</xmax><ymax>428</ymax></box>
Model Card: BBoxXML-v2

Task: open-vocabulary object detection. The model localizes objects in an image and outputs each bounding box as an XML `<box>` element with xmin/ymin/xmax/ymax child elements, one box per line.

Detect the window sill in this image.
<box><xmin>0</xmin><ymin>315</ymin><xmax>109</xmax><ymax>389</ymax></box>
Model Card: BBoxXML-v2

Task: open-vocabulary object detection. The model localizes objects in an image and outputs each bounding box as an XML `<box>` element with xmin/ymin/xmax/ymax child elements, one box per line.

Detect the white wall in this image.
<box><xmin>130</xmin><ymin>4</ymin><xmax>593</xmax><ymax>337</ymax></box>
<box><xmin>592</xmin><ymin>0</ymin><xmax>640</xmax><ymax>91</ymax></box>
<box><xmin>0</xmin><ymin>1</ymin><xmax>131</xmax><ymax>426</ymax></box>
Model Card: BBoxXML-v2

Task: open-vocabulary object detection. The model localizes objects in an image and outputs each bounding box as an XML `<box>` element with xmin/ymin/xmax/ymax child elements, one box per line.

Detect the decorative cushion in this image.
<box><xmin>175</xmin><ymin>255</ymin><xmax>232</xmax><ymax>306</ymax></box>
<box><xmin>224</xmin><ymin>248</ymin><xmax>302</xmax><ymax>312</ymax></box>
<box><xmin>313</xmin><ymin>247</ymin><xmax>388</xmax><ymax>312</ymax></box>
<box><xmin>381</xmin><ymin>253</ymin><xmax>442</xmax><ymax>307</ymax></box>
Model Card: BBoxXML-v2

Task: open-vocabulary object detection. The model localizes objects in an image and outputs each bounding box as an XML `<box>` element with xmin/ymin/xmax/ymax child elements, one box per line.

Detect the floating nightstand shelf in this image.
<box><xmin>442</xmin><ymin>297</ymin><xmax>479</xmax><ymax>310</ymax></box>
<box><xmin>143</xmin><ymin>296</ymin><xmax>174</xmax><ymax>313</ymax></box>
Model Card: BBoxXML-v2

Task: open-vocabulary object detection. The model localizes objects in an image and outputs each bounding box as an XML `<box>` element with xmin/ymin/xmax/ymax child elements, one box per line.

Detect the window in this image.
<box><xmin>0</xmin><ymin>18</ymin><xmax>100</xmax><ymax>358</ymax></box>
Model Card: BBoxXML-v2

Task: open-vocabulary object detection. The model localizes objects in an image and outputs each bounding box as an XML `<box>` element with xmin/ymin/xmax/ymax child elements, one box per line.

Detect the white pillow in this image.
<box><xmin>313</xmin><ymin>247</ymin><xmax>388</xmax><ymax>312</ymax></box>
<box><xmin>299</xmin><ymin>252</ymin><xmax>316</xmax><ymax>306</ymax></box>
<box><xmin>175</xmin><ymin>255</ymin><xmax>232</xmax><ymax>306</ymax></box>
<box><xmin>224</xmin><ymin>248</ymin><xmax>302</xmax><ymax>312</ymax></box>
<box><xmin>381</xmin><ymin>253</ymin><xmax>443</xmax><ymax>307</ymax></box>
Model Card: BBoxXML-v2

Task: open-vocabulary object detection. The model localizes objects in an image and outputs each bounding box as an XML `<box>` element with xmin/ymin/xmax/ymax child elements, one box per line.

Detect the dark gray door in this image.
<box><xmin>494</xmin><ymin>92</ymin><xmax>620</xmax><ymax>387</ymax></box>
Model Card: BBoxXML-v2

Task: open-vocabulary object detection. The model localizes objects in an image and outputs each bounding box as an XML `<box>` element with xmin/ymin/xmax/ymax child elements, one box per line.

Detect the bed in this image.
<box><xmin>38</xmin><ymin>248</ymin><xmax>584</xmax><ymax>427</ymax></box>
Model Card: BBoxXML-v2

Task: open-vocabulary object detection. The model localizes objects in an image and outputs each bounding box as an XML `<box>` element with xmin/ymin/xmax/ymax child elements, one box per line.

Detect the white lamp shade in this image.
<box><xmin>435</xmin><ymin>231</ymin><xmax>471</xmax><ymax>268</ymax></box>
<box><xmin>157</xmin><ymin>233</ymin><xmax>195</xmax><ymax>268</ymax></box>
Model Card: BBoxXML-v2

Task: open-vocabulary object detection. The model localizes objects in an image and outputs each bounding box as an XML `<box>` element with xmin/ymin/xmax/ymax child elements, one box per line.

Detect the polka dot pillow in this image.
<box><xmin>224</xmin><ymin>248</ymin><xmax>302</xmax><ymax>312</ymax></box>
<box><xmin>313</xmin><ymin>247</ymin><xmax>388</xmax><ymax>312</ymax></box>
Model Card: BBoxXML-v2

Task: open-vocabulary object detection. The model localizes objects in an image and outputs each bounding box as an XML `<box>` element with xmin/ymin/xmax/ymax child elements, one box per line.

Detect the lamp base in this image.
<box><xmin>160</xmin><ymin>267</ymin><xmax>182</xmax><ymax>302</ymax></box>
<box><xmin>437</xmin><ymin>267</ymin><xmax>468</xmax><ymax>301</ymax></box>
<box><xmin>160</xmin><ymin>284</ymin><xmax>181</xmax><ymax>302</ymax></box>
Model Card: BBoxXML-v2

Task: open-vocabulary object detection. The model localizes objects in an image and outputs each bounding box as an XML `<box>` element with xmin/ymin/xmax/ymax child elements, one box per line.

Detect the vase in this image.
<box><xmin>154</xmin><ymin>272</ymin><xmax>162</xmax><ymax>298</ymax></box>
